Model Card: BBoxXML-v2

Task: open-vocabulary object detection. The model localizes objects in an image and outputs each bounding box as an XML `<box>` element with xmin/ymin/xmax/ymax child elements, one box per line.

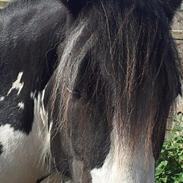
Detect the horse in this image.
<box><xmin>45</xmin><ymin>0</ymin><xmax>183</xmax><ymax>182</ymax></box>
<box><xmin>0</xmin><ymin>0</ymin><xmax>68</xmax><ymax>182</ymax></box>
<box><xmin>0</xmin><ymin>0</ymin><xmax>182</xmax><ymax>183</ymax></box>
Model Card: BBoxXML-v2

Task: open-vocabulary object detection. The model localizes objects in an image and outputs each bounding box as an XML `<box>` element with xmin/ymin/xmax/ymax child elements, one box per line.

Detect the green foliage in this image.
<box><xmin>155</xmin><ymin>114</ymin><xmax>183</xmax><ymax>183</ymax></box>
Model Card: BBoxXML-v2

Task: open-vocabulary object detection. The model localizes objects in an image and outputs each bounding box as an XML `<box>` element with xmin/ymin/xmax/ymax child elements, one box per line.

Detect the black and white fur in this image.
<box><xmin>0</xmin><ymin>0</ymin><xmax>182</xmax><ymax>183</ymax></box>
<box><xmin>0</xmin><ymin>0</ymin><xmax>67</xmax><ymax>182</ymax></box>
<box><xmin>46</xmin><ymin>0</ymin><xmax>182</xmax><ymax>182</ymax></box>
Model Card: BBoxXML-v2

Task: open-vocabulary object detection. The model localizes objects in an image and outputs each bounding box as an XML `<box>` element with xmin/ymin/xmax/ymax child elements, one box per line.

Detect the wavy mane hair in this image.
<box><xmin>47</xmin><ymin>0</ymin><xmax>182</xmax><ymax>179</ymax></box>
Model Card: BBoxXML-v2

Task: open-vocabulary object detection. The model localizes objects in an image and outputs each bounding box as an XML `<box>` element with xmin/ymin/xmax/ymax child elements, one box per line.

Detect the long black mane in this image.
<box><xmin>48</xmin><ymin>0</ymin><xmax>182</xmax><ymax>175</ymax></box>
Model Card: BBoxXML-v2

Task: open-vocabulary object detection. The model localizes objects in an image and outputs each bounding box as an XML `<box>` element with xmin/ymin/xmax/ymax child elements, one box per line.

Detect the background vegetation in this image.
<box><xmin>155</xmin><ymin>113</ymin><xmax>183</xmax><ymax>183</ymax></box>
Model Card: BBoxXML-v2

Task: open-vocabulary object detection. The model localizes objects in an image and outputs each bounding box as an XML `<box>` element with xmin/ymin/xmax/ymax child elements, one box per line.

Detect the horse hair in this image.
<box><xmin>49</xmin><ymin>0</ymin><xmax>182</xmax><ymax>168</ymax></box>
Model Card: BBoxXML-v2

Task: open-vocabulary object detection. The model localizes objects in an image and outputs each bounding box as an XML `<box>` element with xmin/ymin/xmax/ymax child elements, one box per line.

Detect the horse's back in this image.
<box><xmin>0</xmin><ymin>0</ymin><xmax>68</xmax><ymax>182</ymax></box>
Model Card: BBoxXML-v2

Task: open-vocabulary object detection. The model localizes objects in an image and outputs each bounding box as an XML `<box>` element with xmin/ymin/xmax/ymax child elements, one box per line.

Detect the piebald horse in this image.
<box><xmin>0</xmin><ymin>0</ymin><xmax>66</xmax><ymax>182</ymax></box>
<box><xmin>0</xmin><ymin>0</ymin><xmax>182</xmax><ymax>183</ymax></box>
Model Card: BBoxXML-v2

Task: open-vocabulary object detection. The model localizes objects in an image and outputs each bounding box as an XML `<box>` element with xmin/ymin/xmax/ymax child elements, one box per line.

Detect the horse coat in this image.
<box><xmin>0</xmin><ymin>0</ymin><xmax>182</xmax><ymax>183</ymax></box>
<box><xmin>0</xmin><ymin>0</ymin><xmax>68</xmax><ymax>182</ymax></box>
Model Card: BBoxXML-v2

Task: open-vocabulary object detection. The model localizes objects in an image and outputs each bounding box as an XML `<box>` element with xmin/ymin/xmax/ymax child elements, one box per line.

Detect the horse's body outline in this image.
<box><xmin>0</xmin><ymin>0</ymin><xmax>182</xmax><ymax>182</ymax></box>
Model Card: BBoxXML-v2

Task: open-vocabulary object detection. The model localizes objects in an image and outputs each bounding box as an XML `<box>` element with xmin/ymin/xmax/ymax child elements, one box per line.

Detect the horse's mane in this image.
<box><xmin>50</xmin><ymin>0</ymin><xmax>182</xmax><ymax>160</ymax></box>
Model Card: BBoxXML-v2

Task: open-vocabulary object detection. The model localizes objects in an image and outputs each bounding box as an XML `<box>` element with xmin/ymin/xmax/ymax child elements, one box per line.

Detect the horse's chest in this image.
<box><xmin>0</xmin><ymin>73</ymin><xmax>49</xmax><ymax>182</ymax></box>
<box><xmin>0</xmin><ymin>124</ymin><xmax>43</xmax><ymax>183</ymax></box>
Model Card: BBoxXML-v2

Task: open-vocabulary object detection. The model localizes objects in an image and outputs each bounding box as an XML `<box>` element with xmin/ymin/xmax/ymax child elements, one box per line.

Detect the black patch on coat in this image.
<box><xmin>0</xmin><ymin>0</ymin><xmax>68</xmax><ymax>134</ymax></box>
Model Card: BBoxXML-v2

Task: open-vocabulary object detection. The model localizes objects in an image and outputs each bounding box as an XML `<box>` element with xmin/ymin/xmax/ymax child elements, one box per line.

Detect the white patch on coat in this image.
<box><xmin>0</xmin><ymin>124</ymin><xmax>44</xmax><ymax>183</ymax></box>
<box><xmin>0</xmin><ymin>96</ymin><xmax>5</xmax><ymax>101</ymax></box>
<box><xmin>7</xmin><ymin>72</ymin><xmax>24</xmax><ymax>96</ymax></box>
<box><xmin>18</xmin><ymin>102</ymin><xmax>24</xmax><ymax>110</ymax></box>
<box><xmin>0</xmin><ymin>90</ymin><xmax>51</xmax><ymax>183</ymax></box>
<box><xmin>91</xmin><ymin>130</ymin><xmax>155</xmax><ymax>183</ymax></box>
